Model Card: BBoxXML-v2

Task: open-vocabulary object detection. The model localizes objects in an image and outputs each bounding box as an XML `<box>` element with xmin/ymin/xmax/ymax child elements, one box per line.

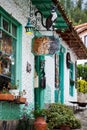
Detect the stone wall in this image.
<box><xmin>0</xmin><ymin>120</ymin><xmax>34</xmax><ymax>130</ymax></box>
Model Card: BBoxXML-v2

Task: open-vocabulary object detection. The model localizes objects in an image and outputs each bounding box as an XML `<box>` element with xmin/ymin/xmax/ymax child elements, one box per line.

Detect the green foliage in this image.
<box><xmin>77</xmin><ymin>80</ymin><xmax>87</xmax><ymax>93</ymax></box>
<box><xmin>77</xmin><ymin>0</ymin><xmax>83</xmax><ymax>10</ymax></box>
<box><xmin>59</xmin><ymin>0</ymin><xmax>87</xmax><ymax>25</ymax></box>
<box><xmin>31</xmin><ymin>105</ymin><xmax>46</xmax><ymax>119</ymax></box>
<box><xmin>45</xmin><ymin>103</ymin><xmax>81</xmax><ymax>129</ymax></box>
<box><xmin>16</xmin><ymin>119</ymin><xmax>30</xmax><ymax>130</ymax></box>
<box><xmin>77</xmin><ymin>64</ymin><xmax>87</xmax><ymax>81</ymax></box>
<box><xmin>16</xmin><ymin>102</ymin><xmax>31</xmax><ymax>130</ymax></box>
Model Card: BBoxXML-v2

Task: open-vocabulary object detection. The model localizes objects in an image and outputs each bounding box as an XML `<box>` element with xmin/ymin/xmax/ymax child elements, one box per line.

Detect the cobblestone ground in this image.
<box><xmin>74</xmin><ymin>107</ymin><xmax>87</xmax><ymax>130</ymax></box>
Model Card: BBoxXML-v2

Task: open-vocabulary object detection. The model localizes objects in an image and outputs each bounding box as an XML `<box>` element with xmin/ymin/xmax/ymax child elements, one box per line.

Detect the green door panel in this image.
<box><xmin>34</xmin><ymin>56</ymin><xmax>45</xmax><ymax>109</ymax></box>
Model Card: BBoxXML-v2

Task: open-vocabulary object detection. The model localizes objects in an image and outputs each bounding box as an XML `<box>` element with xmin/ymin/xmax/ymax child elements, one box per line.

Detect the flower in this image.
<box><xmin>20</xmin><ymin>102</ymin><xmax>30</xmax><ymax>120</ymax></box>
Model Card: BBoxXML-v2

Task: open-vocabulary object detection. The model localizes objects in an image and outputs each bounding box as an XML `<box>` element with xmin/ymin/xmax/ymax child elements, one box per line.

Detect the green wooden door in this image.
<box><xmin>59</xmin><ymin>52</ymin><xmax>64</xmax><ymax>103</ymax></box>
<box><xmin>34</xmin><ymin>56</ymin><xmax>45</xmax><ymax>109</ymax></box>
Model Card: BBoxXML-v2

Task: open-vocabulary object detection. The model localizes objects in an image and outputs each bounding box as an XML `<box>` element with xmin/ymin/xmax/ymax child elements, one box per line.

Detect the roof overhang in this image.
<box><xmin>31</xmin><ymin>0</ymin><xmax>87</xmax><ymax>59</ymax></box>
<box><xmin>75</xmin><ymin>23</ymin><xmax>87</xmax><ymax>34</ymax></box>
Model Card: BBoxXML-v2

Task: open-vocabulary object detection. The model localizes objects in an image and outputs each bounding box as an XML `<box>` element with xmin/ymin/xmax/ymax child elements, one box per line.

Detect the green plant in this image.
<box><xmin>31</xmin><ymin>106</ymin><xmax>46</xmax><ymax>119</ymax></box>
<box><xmin>8</xmin><ymin>80</ymin><xmax>19</xmax><ymax>89</ymax></box>
<box><xmin>77</xmin><ymin>80</ymin><xmax>87</xmax><ymax>93</ymax></box>
<box><xmin>16</xmin><ymin>119</ymin><xmax>30</xmax><ymax>130</ymax></box>
<box><xmin>45</xmin><ymin>103</ymin><xmax>81</xmax><ymax>129</ymax></box>
<box><xmin>70</xmin><ymin>117</ymin><xmax>81</xmax><ymax>129</ymax></box>
<box><xmin>16</xmin><ymin>102</ymin><xmax>31</xmax><ymax>130</ymax></box>
<box><xmin>2</xmin><ymin>87</ymin><xmax>9</xmax><ymax>93</ymax></box>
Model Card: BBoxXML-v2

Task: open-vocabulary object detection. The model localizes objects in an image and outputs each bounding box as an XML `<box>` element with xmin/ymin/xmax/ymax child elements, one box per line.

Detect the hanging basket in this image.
<box><xmin>32</xmin><ymin>36</ymin><xmax>59</xmax><ymax>55</ymax></box>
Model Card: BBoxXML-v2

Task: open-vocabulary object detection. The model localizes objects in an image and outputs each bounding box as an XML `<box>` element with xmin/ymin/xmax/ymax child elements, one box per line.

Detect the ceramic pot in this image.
<box><xmin>9</xmin><ymin>89</ymin><xmax>19</xmax><ymax>96</ymax></box>
<box><xmin>60</xmin><ymin>125</ymin><xmax>70</xmax><ymax>130</ymax></box>
<box><xmin>34</xmin><ymin>117</ymin><xmax>47</xmax><ymax>130</ymax></box>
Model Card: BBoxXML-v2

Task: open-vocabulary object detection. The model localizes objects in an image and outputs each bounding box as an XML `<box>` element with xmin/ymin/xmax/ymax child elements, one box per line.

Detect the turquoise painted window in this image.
<box><xmin>0</xmin><ymin>7</ymin><xmax>22</xmax><ymax>90</ymax></box>
<box><xmin>69</xmin><ymin>63</ymin><xmax>74</xmax><ymax>96</ymax></box>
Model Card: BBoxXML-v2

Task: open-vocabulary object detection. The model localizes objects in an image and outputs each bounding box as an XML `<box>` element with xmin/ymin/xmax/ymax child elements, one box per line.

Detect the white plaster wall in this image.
<box><xmin>77</xmin><ymin>31</ymin><xmax>87</xmax><ymax>64</ymax></box>
<box><xmin>60</xmin><ymin>40</ymin><xmax>77</xmax><ymax>105</ymax></box>
<box><xmin>0</xmin><ymin>0</ymin><xmax>34</xmax><ymax>107</ymax></box>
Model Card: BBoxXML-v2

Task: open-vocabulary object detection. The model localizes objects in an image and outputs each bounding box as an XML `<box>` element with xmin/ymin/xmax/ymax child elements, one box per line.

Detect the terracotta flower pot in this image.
<box><xmin>60</xmin><ymin>125</ymin><xmax>70</xmax><ymax>130</ymax></box>
<box><xmin>0</xmin><ymin>93</ymin><xmax>14</xmax><ymax>101</ymax></box>
<box><xmin>34</xmin><ymin>117</ymin><xmax>47</xmax><ymax>130</ymax></box>
<box><xmin>16</xmin><ymin>97</ymin><xmax>26</xmax><ymax>104</ymax></box>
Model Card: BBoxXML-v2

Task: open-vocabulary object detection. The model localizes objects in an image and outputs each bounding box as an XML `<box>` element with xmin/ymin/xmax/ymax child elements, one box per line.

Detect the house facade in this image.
<box><xmin>75</xmin><ymin>23</ymin><xmax>87</xmax><ymax>64</ymax></box>
<box><xmin>0</xmin><ymin>0</ymin><xmax>87</xmax><ymax>122</ymax></box>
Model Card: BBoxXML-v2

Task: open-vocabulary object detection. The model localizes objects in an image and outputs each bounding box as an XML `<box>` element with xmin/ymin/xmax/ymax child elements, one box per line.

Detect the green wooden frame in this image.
<box><xmin>0</xmin><ymin>6</ymin><xmax>22</xmax><ymax>88</ymax></box>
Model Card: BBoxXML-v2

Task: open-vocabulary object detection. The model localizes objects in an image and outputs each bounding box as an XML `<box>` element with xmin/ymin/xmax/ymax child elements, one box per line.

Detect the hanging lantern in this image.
<box><xmin>25</xmin><ymin>18</ymin><xmax>34</xmax><ymax>35</ymax></box>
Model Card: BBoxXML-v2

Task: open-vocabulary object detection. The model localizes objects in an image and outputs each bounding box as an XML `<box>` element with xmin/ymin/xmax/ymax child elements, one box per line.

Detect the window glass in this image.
<box><xmin>0</xmin><ymin>31</ymin><xmax>16</xmax><ymax>90</ymax></box>
<box><xmin>3</xmin><ymin>19</ymin><xmax>10</xmax><ymax>32</ymax></box>
<box><xmin>12</xmin><ymin>24</ymin><xmax>17</xmax><ymax>37</ymax></box>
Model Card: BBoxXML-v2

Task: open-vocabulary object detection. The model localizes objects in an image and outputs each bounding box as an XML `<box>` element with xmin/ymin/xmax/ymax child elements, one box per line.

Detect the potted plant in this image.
<box><xmin>0</xmin><ymin>86</ymin><xmax>14</xmax><ymax>101</ymax></box>
<box><xmin>32</xmin><ymin>106</ymin><xmax>47</xmax><ymax>130</ymax></box>
<box><xmin>45</xmin><ymin>103</ymin><xmax>81</xmax><ymax>130</ymax></box>
<box><xmin>15</xmin><ymin>90</ymin><xmax>26</xmax><ymax>104</ymax></box>
<box><xmin>8</xmin><ymin>81</ymin><xmax>19</xmax><ymax>96</ymax></box>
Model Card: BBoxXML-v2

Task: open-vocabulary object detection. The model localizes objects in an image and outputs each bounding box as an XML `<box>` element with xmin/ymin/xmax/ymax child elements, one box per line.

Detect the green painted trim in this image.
<box><xmin>0</xmin><ymin>6</ymin><xmax>20</xmax><ymax>26</ymax></box>
<box><xmin>16</xmin><ymin>25</ymin><xmax>22</xmax><ymax>89</ymax></box>
<box><xmin>0</xmin><ymin>7</ymin><xmax>22</xmax><ymax>89</ymax></box>
<box><xmin>0</xmin><ymin>101</ymin><xmax>20</xmax><ymax>120</ymax></box>
<box><xmin>34</xmin><ymin>56</ymin><xmax>45</xmax><ymax>109</ymax></box>
<box><xmin>69</xmin><ymin>63</ymin><xmax>74</xmax><ymax>96</ymax></box>
<box><xmin>55</xmin><ymin>89</ymin><xmax>59</xmax><ymax>102</ymax></box>
<box><xmin>59</xmin><ymin>52</ymin><xmax>64</xmax><ymax>104</ymax></box>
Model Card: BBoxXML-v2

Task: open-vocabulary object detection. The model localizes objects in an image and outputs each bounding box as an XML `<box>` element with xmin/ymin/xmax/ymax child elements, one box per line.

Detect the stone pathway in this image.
<box><xmin>74</xmin><ymin>108</ymin><xmax>87</xmax><ymax>130</ymax></box>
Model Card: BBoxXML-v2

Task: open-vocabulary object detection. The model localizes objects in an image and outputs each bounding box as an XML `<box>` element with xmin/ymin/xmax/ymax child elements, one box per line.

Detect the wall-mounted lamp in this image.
<box><xmin>25</xmin><ymin>18</ymin><xmax>34</xmax><ymax>35</ymax></box>
<box><xmin>25</xmin><ymin>0</ymin><xmax>35</xmax><ymax>35</ymax></box>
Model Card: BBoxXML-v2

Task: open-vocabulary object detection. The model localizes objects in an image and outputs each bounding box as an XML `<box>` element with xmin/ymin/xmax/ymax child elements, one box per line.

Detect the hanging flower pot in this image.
<box><xmin>34</xmin><ymin>117</ymin><xmax>47</xmax><ymax>130</ymax></box>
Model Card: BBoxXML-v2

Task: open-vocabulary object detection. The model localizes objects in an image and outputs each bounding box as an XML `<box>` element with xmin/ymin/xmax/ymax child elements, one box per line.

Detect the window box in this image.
<box><xmin>15</xmin><ymin>97</ymin><xmax>26</xmax><ymax>104</ymax></box>
<box><xmin>0</xmin><ymin>93</ymin><xmax>14</xmax><ymax>101</ymax></box>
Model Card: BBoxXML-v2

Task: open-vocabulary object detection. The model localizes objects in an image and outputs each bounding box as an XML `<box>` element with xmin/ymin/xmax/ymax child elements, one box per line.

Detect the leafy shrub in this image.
<box><xmin>77</xmin><ymin>80</ymin><xmax>87</xmax><ymax>93</ymax></box>
<box><xmin>45</xmin><ymin>103</ymin><xmax>81</xmax><ymax>129</ymax></box>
